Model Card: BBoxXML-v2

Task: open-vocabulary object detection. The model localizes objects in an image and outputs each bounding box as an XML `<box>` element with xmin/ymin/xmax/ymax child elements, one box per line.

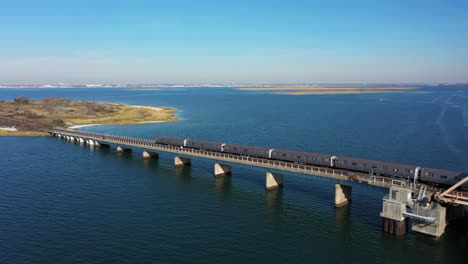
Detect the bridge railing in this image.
<box><xmin>49</xmin><ymin>128</ymin><xmax>468</xmax><ymax>204</ymax></box>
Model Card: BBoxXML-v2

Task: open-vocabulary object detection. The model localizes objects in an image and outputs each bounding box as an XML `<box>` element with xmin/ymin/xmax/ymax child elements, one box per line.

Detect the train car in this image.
<box><xmin>223</xmin><ymin>144</ymin><xmax>271</xmax><ymax>158</ymax></box>
<box><xmin>155</xmin><ymin>136</ymin><xmax>185</xmax><ymax>147</ymax></box>
<box><xmin>270</xmin><ymin>149</ymin><xmax>334</xmax><ymax>167</ymax></box>
<box><xmin>185</xmin><ymin>139</ymin><xmax>224</xmax><ymax>152</ymax></box>
<box><xmin>334</xmin><ymin>156</ymin><xmax>418</xmax><ymax>179</ymax></box>
<box><xmin>419</xmin><ymin>168</ymin><xmax>467</xmax><ymax>188</ymax></box>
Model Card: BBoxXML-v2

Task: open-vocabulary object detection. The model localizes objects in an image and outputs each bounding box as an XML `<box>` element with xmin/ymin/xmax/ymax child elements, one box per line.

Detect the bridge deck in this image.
<box><xmin>49</xmin><ymin>129</ymin><xmax>468</xmax><ymax>205</ymax></box>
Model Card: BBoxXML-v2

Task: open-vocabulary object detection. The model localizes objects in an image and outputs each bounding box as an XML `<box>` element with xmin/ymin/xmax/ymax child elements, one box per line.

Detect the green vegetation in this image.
<box><xmin>0</xmin><ymin>131</ymin><xmax>49</xmax><ymax>137</ymax></box>
<box><xmin>0</xmin><ymin>96</ymin><xmax>179</xmax><ymax>131</ymax></box>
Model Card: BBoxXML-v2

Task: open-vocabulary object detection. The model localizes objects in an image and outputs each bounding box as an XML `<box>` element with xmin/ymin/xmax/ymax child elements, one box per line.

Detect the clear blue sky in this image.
<box><xmin>1</xmin><ymin>0</ymin><xmax>467</xmax><ymax>84</ymax></box>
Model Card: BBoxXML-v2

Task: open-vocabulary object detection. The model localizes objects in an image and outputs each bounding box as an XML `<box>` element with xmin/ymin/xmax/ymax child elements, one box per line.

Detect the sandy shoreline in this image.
<box><xmin>238</xmin><ymin>87</ymin><xmax>419</xmax><ymax>91</ymax></box>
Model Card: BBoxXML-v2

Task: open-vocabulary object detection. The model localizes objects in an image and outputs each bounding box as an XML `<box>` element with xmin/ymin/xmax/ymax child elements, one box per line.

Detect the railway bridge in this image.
<box><xmin>47</xmin><ymin>128</ymin><xmax>467</xmax><ymax>238</ymax></box>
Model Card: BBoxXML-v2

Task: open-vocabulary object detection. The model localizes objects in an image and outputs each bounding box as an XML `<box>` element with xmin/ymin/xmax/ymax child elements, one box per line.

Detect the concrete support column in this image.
<box><xmin>143</xmin><ymin>151</ymin><xmax>159</xmax><ymax>159</ymax></box>
<box><xmin>380</xmin><ymin>196</ymin><xmax>407</xmax><ymax>236</ymax></box>
<box><xmin>117</xmin><ymin>146</ymin><xmax>132</xmax><ymax>153</ymax></box>
<box><xmin>335</xmin><ymin>184</ymin><xmax>352</xmax><ymax>207</ymax></box>
<box><xmin>214</xmin><ymin>163</ymin><xmax>232</xmax><ymax>177</ymax></box>
<box><xmin>175</xmin><ymin>156</ymin><xmax>191</xmax><ymax>167</ymax></box>
<box><xmin>382</xmin><ymin>218</ymin><xmax>407</xmax><ymax>235</ymax></box>
<box><xmin>266</xmin><ymin>172</ymin><xmax>283</xmax><ymax>190</ymax></box>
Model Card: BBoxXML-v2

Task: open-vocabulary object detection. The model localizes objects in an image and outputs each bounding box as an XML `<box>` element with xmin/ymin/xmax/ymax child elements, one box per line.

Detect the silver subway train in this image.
<box><xmin>155</xmin><ymin>136</ymin><xmax>467</xmax><ymax>189</ymax></box>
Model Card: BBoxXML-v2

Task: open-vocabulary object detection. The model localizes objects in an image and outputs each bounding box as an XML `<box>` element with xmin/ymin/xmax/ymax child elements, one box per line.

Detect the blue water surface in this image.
<box><xmin>1</xmin><ymin>87</ymin><xmax>467</xmax><ymax>263</ymax></box>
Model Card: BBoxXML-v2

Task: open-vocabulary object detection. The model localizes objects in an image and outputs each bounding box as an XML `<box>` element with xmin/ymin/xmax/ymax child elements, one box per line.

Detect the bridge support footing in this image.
<box><xmin>335</xmin><ymin>184</ymin><xmax>352</xmax><ymax>207</ymax></box>
<box><xmin>175</xmin><ymin>156</ymin><xmax>191</xmax><ymax>167</ymax></box>
<box><xmin>214</xmin><ymin>163</ymin><xmax>231</xmax><ymax>177</ymax></box>
<box><xmin>266</xmin><ymin>172</ymin><xmax>283</xmax><ymax>190</ymax></box>
<box><xmin>117</xmin><ymin>146</ymin><xmax>132</xmax><ymax>153</ymax></box>
<box><xmin>143</xmin><ymin>151</ymin><xmax>159</xmax><ymax>159</ymax></box>
<box><xmin>383</xmin><ymin>218</ymin><xmax>407</xmax><ymax>235</ymax></box>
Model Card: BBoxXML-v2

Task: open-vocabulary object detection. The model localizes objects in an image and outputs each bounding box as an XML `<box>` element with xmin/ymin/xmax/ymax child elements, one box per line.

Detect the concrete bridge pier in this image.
<box><xmin>143</xmin><ymin>151</ymin><xmax>159</xmax><ymax>159</ymax></box>
<box><xmin>87</xmin><ymin>139</ymin><xmax>95</xmax><ymax>146</ymax></box>
<box><xmin>335</xmin><ymin>184</ymin><xmax>352</xmax><ymax>207</ymax></box>
<box><xmin>78</xmin><ymin>138</ymin><xmax>85</xmax><ymax>143</ymax></box>
<box><xmin>380</xmin><ymin>187</ymin><xmax>410</xmax><ymax>235</ymax></box>
<box><xmin>266</xmin><ymin>172</ymin><xmax>283</xmax><ymax>190</ymax></box>
<box><xmin>214</xmin><ymin>163</ymin><xmax>232</xmax><ymax>177</ymax></box>
<box><xmin>117</xmin><ymin>146</ymin><xmax>132</xmax><ymax>153</ymax></box>
<box><xmin>175</xmin><ymin>156</ymin><xmax>191</xmax><ymax>167</ymax></box>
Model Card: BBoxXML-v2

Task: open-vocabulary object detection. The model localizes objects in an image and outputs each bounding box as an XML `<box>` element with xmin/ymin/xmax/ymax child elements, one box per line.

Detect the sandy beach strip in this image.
<box><xmin>238</xmin><ymin>87</ymin><xmax>419</xmax><ymax>91</ymax></box>
<box><xmin>273</xmin><ymin>90</ymin><xmax>414</xmax><ymax>95</ymax></box>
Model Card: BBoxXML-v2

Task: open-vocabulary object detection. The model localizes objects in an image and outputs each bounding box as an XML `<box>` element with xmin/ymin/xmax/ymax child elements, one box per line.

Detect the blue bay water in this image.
<box><xmin>1</xmin><ymin>87</ymin><xmax>467</xmax><ymax>263</ymax></box>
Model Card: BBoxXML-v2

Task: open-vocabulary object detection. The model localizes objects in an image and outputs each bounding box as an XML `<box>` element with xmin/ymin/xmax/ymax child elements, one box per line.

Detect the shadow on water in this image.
<box><xmin>334</xmin><ymin>204</ymin><xmax>352</xmax><ymax>242</ymax></box>
<box><xmin>142</xmin><ymin>158</ymin><xmax>160</xmax><ymax>169</ymax></box>
<box><xmin>265</xmin><ymin>188</ymin><xmax>283</xmax><ymax>214</ymax></box>
<box><xmin>215</xmin><ymin>175</ymin><xmax>232</xmax><ymax>196</ymax></box>
<box><xmin>175</xmin><ymin>166</ymin><xmax>192</xmax><ymax>184</ymax></box>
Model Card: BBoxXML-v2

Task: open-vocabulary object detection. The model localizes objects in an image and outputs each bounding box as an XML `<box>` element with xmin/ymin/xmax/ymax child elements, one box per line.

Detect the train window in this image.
<box><xmin>305</xmin><ymin>156</ymin><xmax>309</xmax><ymax>159</ymax></box>
<box><xmin>393</xmin><ymin>169</ymin><xmax>399</xmax><ymax>172</ymax></box>
<box><xmin>440</xmin><ymin>175</ymin><xmax>448</xmax><ymax>179</ymax></box>
<box><xmin>313</xmin><ymin>158</ymin><xmax>317</xmax><ymax>160</ymax></box>
<box><xmin>201</xmin><ymin>144</ymin><xmax>204</xmax><ymax>146</ymax></box>
<box><xmin>344</xmin><ymin>160</ymin><xmax>348</xmax><ymax>164</ymax></box>
<box><xmin>325</xmin><ymin>159</ymin><xmax>329</xmax><ymax>162</ymax></box>
<box><xmin>429</xmin><ymin>172</ymin><xmax>434</xmax><ymax>177</ymax></box>
<box><xmin>283</xmin><ymin>154</ymin><xmax>286</xmax><ymax>157</ymax></box>
<box><xmin>297</xmin><ymin>156</ymin><xmax>301</xmax><ymax>159</ymax></box>
<box><xmin>234</xmin><ymin>148</ymin><xmax>237</xmax><ymax>150</ymax></box>
<box><xmin>363</xmin><ymin>163</ymin><xmax>367</xmax><ymax>167</ymax></box>
<box><xmin>352</xmin><ymin>162</ymin><xmax>357</xmax><ymax>166</ymax></box>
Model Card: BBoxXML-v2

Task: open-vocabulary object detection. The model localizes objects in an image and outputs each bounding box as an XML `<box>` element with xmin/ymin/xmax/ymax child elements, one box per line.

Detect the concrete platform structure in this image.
<box><xmin>214</xmin><ymin>163</ymin><xmax>232</xmax><ymax>177</ymax></box>
<box><xmin>266</xmin><ymin>172</ymin><xmax>283</xmax><ymax>190</ymax></box>
<box><xmin>175</xmin><ymin>156</ymin><xmax>191</xmax><ymax>167</ymax></box>
<box><xmin>117</xmin><ymin>146</ymin><xmax>132</xmax><ymax>153</ymax></box>
<box><xmin>143</xmin><ymin>151</ymin><xmax>159</xmax><ymax>159</ymax></box>
<box><xmin>335</xmin><ymin>184</ymin><xmax>352</xmax><ymax>207</ymax></box>
<box><xmin>411</xmin><ymin>202</ymin><xmax>446</xmax><ymax>237</ymax></box>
